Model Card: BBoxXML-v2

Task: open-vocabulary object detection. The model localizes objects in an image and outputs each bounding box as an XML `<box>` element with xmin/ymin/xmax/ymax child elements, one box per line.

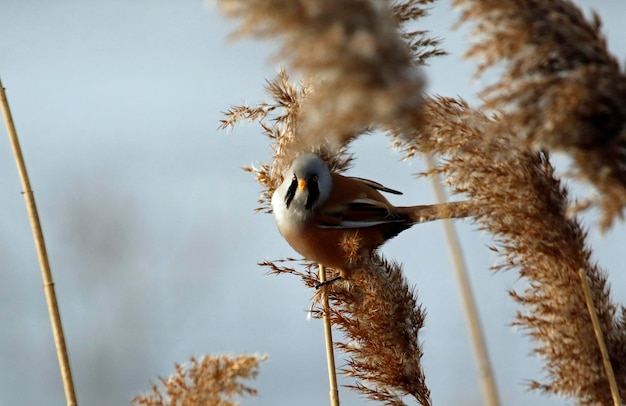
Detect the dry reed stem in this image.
<box><xmin>318</xmin><ymin>265</ymin><xmax>340</xmax><ymax>406</ymax></box>
<box><xmin>454</xmin><ymin>0</ymin><xmax>626</xmax><ymax>230</ymax></box>
<box><xmin>393</xmin><ymin>96</ymin><xmax>626</xmax><ymax>404</ymax></box>
<box><xmin>579</xmin><ymin>268</ymin><xmax>623</xmax><ymax>406</ymax></box>
<box><xmin>132</xmin><ymin>354</ymin><xmax>265</xmax><ymax>406</ymax></box>
<box><xmin>425</xmin><ymin>155</ymin><xmax>501</xmax><ymax>406</ymax></box>
<box><xmin>0</xmin><ymin>78</ymin><xmax>77</xmax><ymax>406</ymax></box>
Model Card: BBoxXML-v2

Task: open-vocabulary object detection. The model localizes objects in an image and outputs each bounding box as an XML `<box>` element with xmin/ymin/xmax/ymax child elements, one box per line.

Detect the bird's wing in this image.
<box><xmin>316</xmin><ymin>173</ymin><xmax>409</xmax><ymax>229</ymax></box>
<box><xmin>347</xmin><ymin>177</ymin><xmax>403</xmax><ymax>195</ymax></box>
<box><xmin>318</xmin><ymin>198</ymin><xmax>407</xmax><ymax>229</ymax></box>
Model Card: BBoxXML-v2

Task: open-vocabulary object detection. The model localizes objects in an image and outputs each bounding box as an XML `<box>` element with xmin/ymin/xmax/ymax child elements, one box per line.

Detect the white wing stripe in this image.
<box><xmin>318</xmin><ymin>220</ymin><xmax>402</xmax><ymax>229</ymax></box>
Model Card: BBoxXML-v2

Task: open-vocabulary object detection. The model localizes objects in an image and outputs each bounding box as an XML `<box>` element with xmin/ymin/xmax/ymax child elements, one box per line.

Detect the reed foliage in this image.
<box><xmin>132</xmin><ymin>355</ymin><xmax>265</xmax><ymax>406</ymax></box>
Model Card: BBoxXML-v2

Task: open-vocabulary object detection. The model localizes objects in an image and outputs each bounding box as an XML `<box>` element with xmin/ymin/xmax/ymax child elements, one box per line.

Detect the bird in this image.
<box><xmin>271</xmin><ymin>153</ymin><xmax>472</xmax><ymax>285</ymax></box>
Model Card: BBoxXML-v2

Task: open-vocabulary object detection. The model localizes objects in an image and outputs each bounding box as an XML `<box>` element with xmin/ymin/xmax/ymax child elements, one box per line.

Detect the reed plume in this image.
<box><xmin>219</xmin><ymin>0</ymin><xmax>440</xmax><ymax>150</ymax></box>
<box><xmin>132</xmin><ymin>354</ymin><xmax>265</xmax><ymax>406</ymax></box>
<box><xmin>392</xmin><ymin>95</ymin><xmax>626</xmax><ymax>404</ymax></box>
<box><xmin>329</xmin><ymin>255</ymin><xmax>430</xmax><ymax>406</ymax></box>
<box><xmin>220</xmin><ymin>70</ymin><xmax>354</xmax><ymax>214</ymax></box>
<box><xmin>261</xmin><ymin>256</ymin><xmax>431</xmax><ymax>406</ymax></box>
<box><xmin>454</xmin><ymin>0</ymin><xmax>626</xmax><ymax>230</ymax></box>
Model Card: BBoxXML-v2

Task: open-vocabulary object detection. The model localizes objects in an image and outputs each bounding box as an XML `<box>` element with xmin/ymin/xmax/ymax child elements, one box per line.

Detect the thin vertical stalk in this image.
<box><xmin>426</xmin><ymin>154</ymin><xmax>501</xmax><ymax>406</ymax></box>
<box><xmin>578</xmin><ymin>268</ymin><xmax>622</xmax><ymax>406</ymax></box>
<box><xmin>319</xmin><ymin>264</ymin><xmax>340</xmax><ymax>406</ymax></box>
<box><xmin>0</xmin><ymin>78</ymin><xmax>77</xmax><ymax>406</ymax></box>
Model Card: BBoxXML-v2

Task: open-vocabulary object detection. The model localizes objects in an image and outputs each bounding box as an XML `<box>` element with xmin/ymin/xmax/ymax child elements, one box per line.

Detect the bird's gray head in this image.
<box><xmin>279</xmin><ymin>154</ymin><xmax>332</xmax><ymax>212</ymax></box>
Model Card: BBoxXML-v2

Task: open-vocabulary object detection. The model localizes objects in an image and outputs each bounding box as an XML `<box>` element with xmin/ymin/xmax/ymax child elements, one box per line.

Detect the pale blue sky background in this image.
<box><xmin>0</xmin><ymin>1</ymin><xmax>625</xmax><ymax>405</ymax></box>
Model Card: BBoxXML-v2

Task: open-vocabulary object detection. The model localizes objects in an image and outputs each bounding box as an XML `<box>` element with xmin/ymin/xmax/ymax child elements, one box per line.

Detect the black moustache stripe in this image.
<box><xmin>305</xmin><ymin>179</ymin><xmax>319</xmax><ymax>210</ymax></box>
<box><xmin>285</xmin><ymin>178</ymin><xmax>298</xmax><ymax>208</ymax></box>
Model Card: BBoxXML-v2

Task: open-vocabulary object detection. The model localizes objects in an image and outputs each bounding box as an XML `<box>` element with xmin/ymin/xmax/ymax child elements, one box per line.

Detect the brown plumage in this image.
<box><xmin>271</xmin><ymin>153</ymin><xmax>472</xmax><ymax>278</ymax></box>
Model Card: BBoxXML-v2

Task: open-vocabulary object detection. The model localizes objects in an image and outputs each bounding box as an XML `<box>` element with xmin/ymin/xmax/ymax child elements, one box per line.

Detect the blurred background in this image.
<box><xmin>0</xmin><ymin>1</ymin><xmax>625</xmax><ymax>405</ymax></box>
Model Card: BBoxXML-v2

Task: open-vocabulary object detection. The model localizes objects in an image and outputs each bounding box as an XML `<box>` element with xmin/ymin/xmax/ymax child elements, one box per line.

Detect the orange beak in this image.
<box><xmin>298</xmin><ymin>179</ymin><xmax>307</xmax><ymax>191</ymax></box>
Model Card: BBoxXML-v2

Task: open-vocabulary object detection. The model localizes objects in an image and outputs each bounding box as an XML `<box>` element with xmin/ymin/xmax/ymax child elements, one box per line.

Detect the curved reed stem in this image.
<box><xmin>0</xmin><ymin>78</ymin><xmax>77</xmax><ymax>406</ymax></box>
<box><xmin>426</xmin><ymin>154</ymin><xmax>500</xmax><ymax>406</ymax></box>
<box><xmin>579</xmin><ymin>268</ymin><xmax>622</xmax><ymax>406</ymax></box>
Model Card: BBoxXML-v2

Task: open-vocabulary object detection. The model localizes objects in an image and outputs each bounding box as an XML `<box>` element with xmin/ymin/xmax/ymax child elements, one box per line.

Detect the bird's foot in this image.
<box><xmin>315</xmin><ymin>275</ymin><xmax>343</xmax><ymax>289</ymax></box>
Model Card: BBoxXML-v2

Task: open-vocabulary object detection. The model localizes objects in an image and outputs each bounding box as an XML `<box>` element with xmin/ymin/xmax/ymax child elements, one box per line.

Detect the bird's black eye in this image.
<box><xmin>312</xmin><ymin>175</ymin><xmax>318</xmax><ymax>182</ymax></box>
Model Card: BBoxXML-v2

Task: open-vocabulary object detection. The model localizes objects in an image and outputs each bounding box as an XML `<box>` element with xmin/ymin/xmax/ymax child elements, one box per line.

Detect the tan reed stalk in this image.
<box><xmin>318</xmin><ymin>264</ymin><xmax>340</xmax><ymax>406</ymax></box>
<box><xmin>426</xmin><ymin>154</ymin><xmax>501</xmax><ymax>406</ymax></box>
<box><xmin>578</xmin><ymin>268</ymin><xmax>622</xmax><ymax>406</ymax></box>
<box><xmin>0</xmin><ymin>78</ymin><xmax>77</xmax><ymax>406</ymax></box>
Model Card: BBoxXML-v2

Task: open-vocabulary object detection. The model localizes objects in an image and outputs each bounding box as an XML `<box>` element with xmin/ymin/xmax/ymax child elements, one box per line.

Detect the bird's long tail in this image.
<box><xmin>406</xmin><ymin>200</ymin><xmax>476</xmax><ymax>224</ymax></box>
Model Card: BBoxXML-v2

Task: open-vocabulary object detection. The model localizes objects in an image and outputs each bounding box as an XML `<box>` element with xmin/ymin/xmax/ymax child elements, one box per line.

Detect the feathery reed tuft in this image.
<box><xmin>394</xmin><ymin>95</ymin><xmax>626</xmax><ymax>404</ymax></box>
<box><xmin>262</xmin><ymin>254</ymin><xmax>431</xmax><ymax>405</ymax></box>
<box><xmin>132</xmin><ymin>354</ymin><xmax>265</xmax><ymax>406</ymax></box>
<box><xmin>218</xmin><ymin>0</ymin><xmax>439</xmax><ymax>149</ymax></box>
<box><xmin>454</xmin><ymin>0</ymin><xmax>626</xmax><ymax>230</ymax></box>
<box><xmin>221</xmin><ymin>70</ymin><xmax>353</xmax><ymax>214</ymax></box>
<box><xmin>326</xmin><ymin>254</ymin><xmax>430</xmax><ymax>406</ymax></box>
<box><xmin>260</xmin><ymin>251</ymin><xmax>432</xmax><ymax>405</ymax></box>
